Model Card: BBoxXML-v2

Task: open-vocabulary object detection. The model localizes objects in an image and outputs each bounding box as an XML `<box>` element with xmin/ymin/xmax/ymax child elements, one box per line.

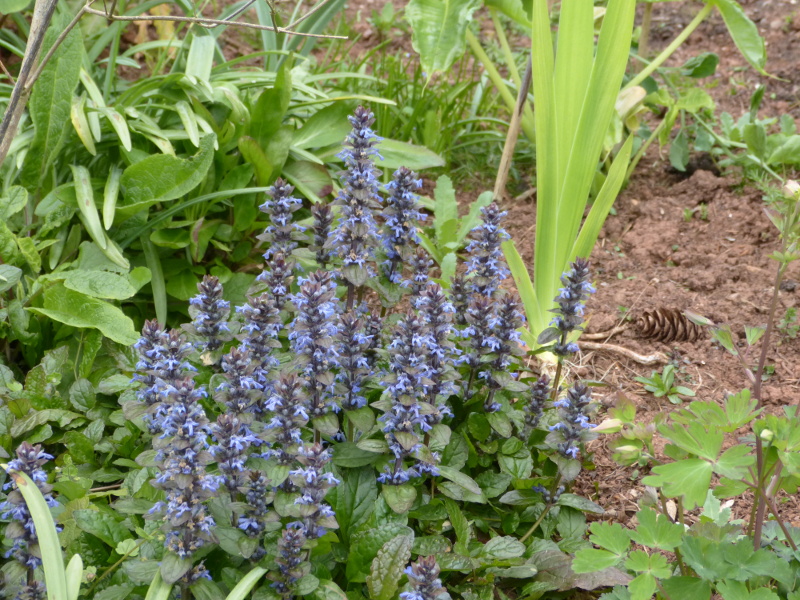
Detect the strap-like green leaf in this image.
<box><xmin>1</xmin><ymin>469</ymin><xmax>67</xmax><ymax>600</ymax></box>
<box><xmin>406</xmin><ymin>0</ymin><xmax>482</xmax><ymax>75</ymax></box>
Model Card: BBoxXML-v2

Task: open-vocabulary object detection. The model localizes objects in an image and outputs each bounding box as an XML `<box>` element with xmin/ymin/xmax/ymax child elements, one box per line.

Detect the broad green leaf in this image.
<box><xmin>96</xmin><ymin>107</ymin><xmax>132</xmax><ymax>152</ymax></box>
<box><xmin>73</xmin><ymin>509</ymin><xmax>132</xmax><ymax>547</ymax></box>
<box><xmin>292</xmin><ymin>102</ymin><xmax>352</xmax><ymax>149</ymax></box>
<box><xmin>28</xmin><ymin>283</ymin><xmax>138</xmax><ymax>345</ymax></box>
<box><xmin>572</xmin><ymin>549</ymin><xmax>623</xmax><ymax>573</ymax></box>
<box><xmin>283</xmin><ymin>160</ymin><xmax>333</xmax><ymax>203</ymax></box>
<box><xmin>557</xmin><ymin>493</ymin><xmax>605</xmax><ymax>515</ymax></box>
<box><xmin>658</xmin><ymin>421</ymin><xmax>722</xmax><ymax>461</ymax></box>
<box><xmin>485</xmin><ymin>0</ymin><xmax>529</xmax><ymax>28</ymax></box>
<box><xmin>21</xmin><ymin>17</ymin><xmax>83</xmax><ymax>189</ymax></box>
<box><xmin>347</xmin><ymin>524</ymin><xmax>413</xmax><ymax>582</ymax></box>
<box><xmin>185</xmin><ymin>29</ymin><xmax>215</xmax><ymax>83</ymax></box>
<box><xmin>94</xmin><ymin>584</ymin><xmax>136</xmax><ymax>600</ymax></box>
<box><xmin>239</xmin><ymin>136</ymin><xmax>273</xmax><ymax>186</ymax></box>
<box><xmin>2</xmin><ymin>470</ymin><xmax>67</xmax><ymax>600</ymax></box>
<box><xmin>382</xmin><ymin>483</ymin><xmax>417</xmax><ymax>514</ymax></box>
<box><xmin>62</xmin><ymin>270</ymin><xmax>137</xmax><ymax>300</ymax></box>
<box><xmin>625</xmin><ymin>550</ymin><xmax>671</xmax><ymax>578</ymax></box>
<box><xmin>160</xmin><ymin>552</ymin><xmax>192</xmax><ymax>585</ymax></box>
<box><xmin>406</xmin><ymin>0</ymin><xmax>482</xmax><ymax>75</ymax></box>
<box><xmin>713</xmin><ymin>0</ymin><xmax>767</xmax><ymax>74</ymax></box>
<box><xmin>250</xmin><ymin>65</ymin><xmax>291</xmax><ymax>148</ymax></box>
<box><xmin>587</xmin><ymin>521</ymin><xmax>631</xmax><ymax>556</ymax></box>
<box><xmin>118</xmin><ymin>135</ymin><xmax>215</xmax><ymax>217</ymax></box>
<box><xmin>379</xmin><ymin>138</ymin><xmax>445</xmax><ymax>170</ymax></box>
<box><xmin>456</xmin><ymin>191</ymin><xmax>492</xmax><ymax>243</ymax></box>
<box><xmin>768</xmin><ymin>135</ymin><xmax>800</xmax><ymax>166</ymax></box>
<box><xmin>628</xmin><ymin>508</ymin><xmax>683</xmax><ymax>551</ymax></box>
<box><xmin>312</xmin><ymin>580</ymin><xmax>348</xmax><ymax>600</ymax></box>
<box><xmin>443</xmin><ymin>498</ymin><xmax>470</xmax><ymax>554</ymax></box>
<box><xmin>334</xmin><ymin>467</ymin><xmax>377</xmax><ymax>542</ymax></box>
<box><xmin>641</xmin><ymin>459</ymin><xmax>712</xmax><ymax>509</ymax></box>
<box><xmin>0</xmin><ymin>265</ymin><xmax>22</xmax><ymax>293</ymax></box>
<box><xmin>661</xmin><ymin>577</ymin><xmax>711</xmax><ymax>600</ymax></box>
<box><xmin>714</xmin><ymin>444</ymin><xmax>755</xmax><ymax>479</ymax></box>
<box><xmin>480</xmin><ymin>536</ymin><xmax>525</xmax><ymax>560</ymax></box>
<box><xmin>16</xmin><ymin>237</ymin><xmax>41</xmax><ymax>273</ymax></box>
<box><xmin>0</xmin><ymin>185</ymin><xmax>28</xmax><ymax>219</ymax></box>
<box><xmin>627</xmin><ymin>573</ymin><xmax>656</xmax><ymax>600</ymax></box>
<box><xmin>366</xmin><ymin>533</ymin><xmax>413</xmax><ymax>600</ymax></box>
<box><xmin>437</xmin><ymin>465</ymin><xmax>483</xmax><ymax>496</ymax></box>
<box><xmin>0</xmin><ymin>0</ymin><xmax>29</xmax><ymax>12</ymax></box>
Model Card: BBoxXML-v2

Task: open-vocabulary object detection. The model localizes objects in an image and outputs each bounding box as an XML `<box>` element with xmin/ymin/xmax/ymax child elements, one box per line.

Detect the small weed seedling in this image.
<box><xmin>635</xmin><ymin>364</ymin><xmax>696</xmax><ymax>404</ymax></box>
<box><xmin>777</xmin><ymin>306</ymin><xmax>799</xmax><ymax>341</ymax></box>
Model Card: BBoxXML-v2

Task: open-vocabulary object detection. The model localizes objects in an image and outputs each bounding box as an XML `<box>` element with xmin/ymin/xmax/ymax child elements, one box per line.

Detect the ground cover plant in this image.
<box><xmin>0</xmin><ymin>106</ymin><xmax>613</xmax><ymax>600</ymax></box>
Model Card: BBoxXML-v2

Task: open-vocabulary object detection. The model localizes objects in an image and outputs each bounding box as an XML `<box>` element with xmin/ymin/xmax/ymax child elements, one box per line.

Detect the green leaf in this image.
<box><xmin>71</xmin><ymin>165</ymin><xmax>106</xmax><ymax>250</ymax></box>
<box><xmin>366</xmin><ymin>533</ymin><xmax>413</xmax><ymax>600</ymax></box>
<box><xmin>73</xmin><ymin>509</ymin><xmax>132</xmax><ymax>547</ymax></box>
<box><xmin>627</xmin><ymin>573</ymin><xmax>656</xmax><ymax>600</ymax></box>
<box><xmin>382</xmin><ymin>484</ymin><xmax>417</xmax><ymax>514</ymax></box>
<box><xmin>641</xmin><ymin>459</ymin><xmax>712</xmax><ymax>510</ymax></box>
<box><xmin>0</xmin><ymin>265</ymin><xmax>22</xmax><ymax>294</ymax></box>
<box><xmin>443</xmin><ymin>498</ymin><xmax>470</xmax><ymax>554</ymax></box>
<box><xmin>628</xmin><ymin>508</ymin><xmax>683</xmax><ymax>551</ymax></box>
<box><xmin>433</xmin><ymin>175</ymin><xmax>458</xmax><ymax>246</ymax></box>
<box><xmin>16</xmin><ymin>237</ymin><xmax>41</xmax><ymax>273</ymax></box>
<box><xmin>0</xmin><ymin>186</ymin><xmax>28</xmax><ymax>220</ymax></box>
<box><xmin>681</xmin><ymin>52</ymin><xmax>719</xmax><ymax>78</ymax></box>
<box><xmin>21</xmin><ymin>16</ymin><xmax>83</xmax><ymax>189</ymax></box>
<box><xmin>378</xmin><ymin>138</ymin><xmax>445</xmax><ymax>170</ymax></box>
<box><xmin>714</xmin><ymin>444</ymin><xmax>755</xmax><ymax>479</ymax></box>
<box><xmin>588</xmin><ymin>521</ymin><xmax>631</xmax><ymax>556</ymax></box>
<box><xmin>312</xmin><ymin>580</ymin><xmax>348</xmax><ymax>600</ymax></box>
<box><xmin>332</xmin><ymin>442</ymin><xmax>380</xmax><ymax>468</ymax></box>
<box><xmin>480</xmin><ymin>536</ymin><xmax>525</xmax><ymax>560</ymax></box>
<box><xmin>437</xmin><ymin>465</ymin><xmax>483</xmax><ymax>496</ymax></box>
<box><xmin>0</xmin><ymin>0</ymin><xmax>30</xmax><ymax>12</ymax></box>
<box><xmin>743</xmin><ymin>124</ymin><xmax>767</xmax><ymax>160</ymax></box>
<box><xmin>251</xmin><ymin>65</ymin><xmax>291</xmax><ymax>148</ymax></box>
<box><xmin>713</xmin><ymin>0</ymin><xmax>767</xmax><ymax>74</ymax></box>
<box><xmin>334</xmin><ymin>467</ymin><xmax>377</xmax><ymax>542</ymax></box>
<box><xmin>28</xmin><ymin>283</ymin><xmax>138</xmax><ymax>345</ymax></box>
<box><xmin>669</xmin><ymin>130</ymin><xmax>690</xmax><ymax>171</ymax></box>
<box><xmin>144</xmin><ymin>570</ymin><xmax>173</xmax><ymax>600</ymax></box>
<box><xmin>661</xmin><ymin>577</ymin><xmax>711</xmax><ymax>600</ymax></box>
<box><xmin>292</xmin><ymin>102</ymin><xmax>352</xmax><ymax>149</ymax></box>
<box><xmin>572</xmin><ymin>549</ymin><xmax>623</xmax><ymax>573</ymax></box>
<box><xmin>557</xmin><ymin>493</ymin><xmax>604</xmax><ymax>515</ymax></box>
<box><xmin>2</xmin><ymin>469</ymin><xmax>68</xmax><ymax>600</ymax></box>
<box><xmin>160</xmin><ymin>552</ymin><xmax>192</xmax><ymax>585</ymax></box>
<box><xmin>768</xmin><ymin>135</ymin><xmax>800</xmax><ymax>166</ymax></box>
<box><xmin>406</xmin><ymin>0</ymin><xmax>482</xmax><ymax>75</ymax></box>
<box><xmin>502</xmin><ymin>240</ymin><xmax>538</xmax><ymax>343</ymax></box>
<box><xmin>118</xmin><ymin>135</ymin><xmax>215</xmax><ymax>217</ymax></box>
<box><xmin>63</xmin><ymin>270</ymin><xmax>137</xmax><ymax>300</ymax></box>
<box><xmin>347</xmin><ymin>524</ymin><xmax>414</xmax><ymax>582</ymax></box>
<box><xmin>238</xmin><ymin>136</ymin><xmax>274</xmax><ymax>186</ymax></box>
<box><xmin>659</xmin><ymin>421</ymin><xmax>722</xmax><ymax>461</ymax></box>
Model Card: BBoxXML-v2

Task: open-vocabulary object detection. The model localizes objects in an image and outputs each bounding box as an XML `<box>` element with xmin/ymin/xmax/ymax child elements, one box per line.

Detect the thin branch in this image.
<box><xmin>493</xmin><ymin>53</ymin><xmax>532</xmax><ymax>202</ymax></box>
<box><xmin>0</xmin><ymin>58</ymin><xmax>15</xmax><ymax>84</ymax></box>
<box><xmin>222</xmin><ymin>0</ymin><xmax>257</xmax><ymax>22</ymax></box>
<box><xmin>578</xmin><ymin>340</ymin><xmax>668</xmax><ymax>365</ymax></box>
<box><xmin>285</xmin><ymin>0</ymin><xmax>337</xmax><ymax>30</ymax></box>
<box><xmin>82</xmin><ymin>6</ymin><xmax>348</xmax><ymax>39</ymax></box>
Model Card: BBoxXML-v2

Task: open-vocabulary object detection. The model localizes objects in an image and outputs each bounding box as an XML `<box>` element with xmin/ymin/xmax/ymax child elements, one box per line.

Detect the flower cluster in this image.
<box><xmin>546</xmin><ymin>258</ymin><xmax>595</xmax><ymax>357</ymax></box>
<box><xmin>211</xmin><ymin>413</ymin><xmax>259</xmax><ymax>494</ymax></box>
<box><xmin>525</xmin><ymin>374</ymin><xmax>551</xmax><ymax>430</ymax></box>
<box><xmin>481</xmin><ymin>292</ymin><xmax>526</xmax><ymax>412</ymax></box>
<box><xmin>379</xmin><ymin>312</ymin><xmax>438</xmax><ymax>484</ymax></box>
<box><xmin>465</xmin><ymin>202</ymin><xmax>510</xmax><ymax>298</ymax></box>
<box><xmin>335</xmin><ymin>313</ymin><xmax>372</xmax><ymax>411</ymax></box>
<box><xmin>258</xmin><ymin>178</ymin><xmax>303</xmax><ymax>258</ymax></box>
<box><xmin>133</xmin><ymin>319</ymin><xmax>167</xmax><ymax>409</ymax></box>
<box><xmin>265</xmin><ymin>374</ymin><xmax>310</xmax><ymax>465</ymax></box>
<box><xmin>237</xmin><ymin>293</ymin><xmax>282</xmax><ymax>401</ymax></box>
<box><xmin>290</xmin><ymin>444</ymin><xmax>339</xmax><ymax>539</ymax></box>
<box><xmin>257</xmin><ymin>252</ymin><xmax>296</xmax><ymax>310</ymax></box>
<box><xmin>417</xmin><ymin>283</ymin><xmax>456</xmax><ymax>422</ymax></box>
<box><xmin>401</xmin><ymin>556</ymin><xmax>449</xmax><ymax>600</ymax></box>
<box><xmin>333</xmin><ymin>105</ymin><xmax>383</xmax><ymax>282</ymax></box>
<box><xmin>548</xmin><ymin>382</ymin><xmax>596</xmax><ymax>459</ymax></box>
<box><xmin>238</xmin><ymin>470</ymin><xmax>273</xmax><ymax>548</ymax></box>
<box><xmin>1</xmin><ymin>443</ymin><xmax>58</xmax><ymax>585</ymax></box>
<box><xmin>188</xmin><ymin>275</ymin><xmax>231</xmax><ymax>352</ymax></box>
<box><xmin>408</xmin><ymin>247</ymin><xmax>434</xmax><ymax>299</ymax></box>
<box><xmin>273</xmin><ymin>523</ymin><xmax>308</xmax><ymax>598</ymax></box>
<box><xmin>382</xmin><ymin>166</ymin><xmax>425</xmax><ymax>283</ymax></box>
<box><xmin>290</xmin><ymin>271</ymin><xmax>340</xmax><ymax>418</ymax></box>
<box><xmin>310</xmin><ymin>203</ymin><xmax>334</xmax><ymax>268</ymax></box>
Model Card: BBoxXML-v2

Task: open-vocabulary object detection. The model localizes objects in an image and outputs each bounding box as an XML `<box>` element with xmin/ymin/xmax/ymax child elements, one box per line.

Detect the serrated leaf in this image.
<box><xmin>641</xmin><ymin>459</ymin><xmax>712</xmax><ymax>510</ymax></box>
<box><xmin>660</xmin><ymin>577</ymin><xmax>711</xmax><ymax>600</ymax></box>
<box><xmin>366</xmin><ymin>534</ymin><xmax>413</xmax><ymax>600</ymax></box>
<box><xmin>628</xmin><ymin>508</ymin><xmax>682</xmax><ymax>551</ymax></box>
<box><xmin>572</xmin><ymin>548</ymin><xmax>623</xmax><ymax>573</ymax></box>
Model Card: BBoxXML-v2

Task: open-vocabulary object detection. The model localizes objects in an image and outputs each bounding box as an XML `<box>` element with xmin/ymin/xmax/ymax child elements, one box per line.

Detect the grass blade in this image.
<box><xmin>572</xmin><ymin>135</ymin><xmax>633</xmax><ymax>260</ymax></box>
<box><xmin>501</xmin><ymin>239</ymin><xmax>539</xmax><ymax>347</ymax></box>
<box><xmin>65</xmin><ymin>554</ymin><xmax>83</xmax><ymax>600</ymax></box>
<box><xmin>225</xmin><ymin>567</ymin><xmax>267</xmax><ymax>600</ymax></box>
<box><xmin>71</xmin><ymin>164</ymin><xmax>107</xmax><ymax>250</ymax></box>
<box><xmin>142</xmin><ymin>237</ymin><xmax>167</xmax><ymax>326</ymax></box>
<box><xmin>144</xmin><ymin>569</ymin><xmax>173</xmax><ymax>600</ymax></box>
<box><xmin>103</xmin><ymin>166</ymin><xmax>122</xmax><ymax>230</ymax></box>
<box><xmin>2</xmin><ymin>468</ymin><xmax>67</xmax><ymax>600</ymax></box>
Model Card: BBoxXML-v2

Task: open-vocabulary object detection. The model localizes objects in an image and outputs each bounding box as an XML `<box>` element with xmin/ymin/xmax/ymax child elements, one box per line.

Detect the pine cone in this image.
<box><xmin>635</xmin><ymin>308</ymin><xmax>704</xmax><ymax>343</ymax></box>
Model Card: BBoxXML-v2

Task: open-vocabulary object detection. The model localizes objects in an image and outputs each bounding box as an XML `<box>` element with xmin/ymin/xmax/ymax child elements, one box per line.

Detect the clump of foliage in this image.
<box><xmin>0</xmin><ymin>107</ymin><xmax>612</xmax><ymax>600</ymax></box>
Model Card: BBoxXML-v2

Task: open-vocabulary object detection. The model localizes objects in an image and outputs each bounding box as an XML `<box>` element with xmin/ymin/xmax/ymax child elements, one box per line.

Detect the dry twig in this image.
<box><xmin>579</xmin><ymin>340</ymin><xmax>668</xmax><ymax>365</ymax></box>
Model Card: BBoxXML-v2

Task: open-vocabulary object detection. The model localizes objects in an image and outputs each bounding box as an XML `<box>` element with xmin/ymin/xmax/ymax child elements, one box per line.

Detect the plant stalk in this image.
<box><xmin>625</xmin><ymin>2</ymin><xmax>714</xmax><ymax>90</ymax></box>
